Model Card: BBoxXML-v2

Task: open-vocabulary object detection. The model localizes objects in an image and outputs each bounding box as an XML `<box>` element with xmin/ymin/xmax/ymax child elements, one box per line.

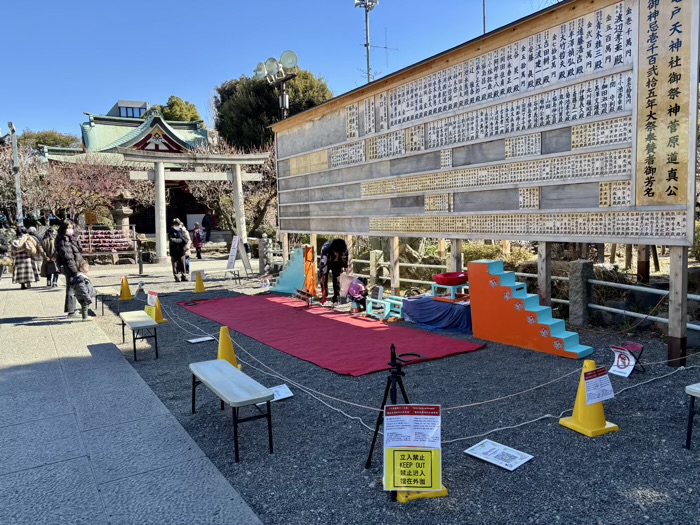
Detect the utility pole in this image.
<box><xmin>483</xmin><ymin>0</ymin><xmax>486</xmax><ymax>34</ymax></box>
<box><xmin>8</xmin><ymin>122</ymin><xmax>23</xmax><ymax>225</ymax></box>
<box><xmin>355</xmin><ymin>0</ymin><xmax>379</xmax><ymax>83</ymax></box>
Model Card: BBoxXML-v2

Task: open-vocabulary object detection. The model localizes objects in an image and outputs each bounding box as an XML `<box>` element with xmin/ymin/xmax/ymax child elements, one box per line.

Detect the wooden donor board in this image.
<box><xmin>272</xmin><ymin>0</ymin><xmax>699</xmax><ymax>246</ymax></box>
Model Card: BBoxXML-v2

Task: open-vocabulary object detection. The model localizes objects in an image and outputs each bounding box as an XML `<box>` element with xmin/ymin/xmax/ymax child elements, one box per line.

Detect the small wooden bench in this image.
<box><xmin>685</xmin><ymin>383</ymin><xmax>700</xmax><ymax>449</ymax></box>
<box><xmin>94</xmin><ymin>286</ymin><xmax>121</xmax><ymax>316</ymax></box>
<box><xmin>190</xmin><ymin>359</ymin><xmax>274</xmax><ymax>462</ymax></box>
<box><xmin>119</xmin><ymin>311</ymin><xmax>159</xmax><ymax>361</ymax></box>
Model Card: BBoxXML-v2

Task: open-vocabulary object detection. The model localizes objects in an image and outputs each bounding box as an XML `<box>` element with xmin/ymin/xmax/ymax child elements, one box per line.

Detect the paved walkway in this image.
<box><xmin>0</xmin><ymin>276</ymin><xmax>262</xmax><ymax>525</ymax></box>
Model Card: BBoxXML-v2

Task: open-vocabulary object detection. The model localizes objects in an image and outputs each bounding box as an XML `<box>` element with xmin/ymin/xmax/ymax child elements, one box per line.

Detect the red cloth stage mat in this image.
<box><xmin>179</xmin><ymin>295</ymin><xmax>484</xmax><ymax>377</ymax></box>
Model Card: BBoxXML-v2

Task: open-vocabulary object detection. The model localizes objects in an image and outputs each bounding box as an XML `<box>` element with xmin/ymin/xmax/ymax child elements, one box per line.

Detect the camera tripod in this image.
<box><xmin>365</xmin><ymin>344</ymin><xmax>423</xmax><ymax>470</ymax></box>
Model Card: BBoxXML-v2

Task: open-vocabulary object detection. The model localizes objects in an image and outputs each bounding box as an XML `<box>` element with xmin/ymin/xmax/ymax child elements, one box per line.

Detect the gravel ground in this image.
<box><xmin>89</xmin><ymin>263</ymin><xmax>700</xmax><ymax>525</ymax></box>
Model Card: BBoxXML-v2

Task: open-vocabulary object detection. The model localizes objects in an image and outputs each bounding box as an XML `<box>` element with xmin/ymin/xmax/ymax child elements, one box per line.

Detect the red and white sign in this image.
<box><xmin>384</xmin><ymin>405</ymin><xmax>441</xmax><ymax>449</ymax></box>
<box><xmin>609</xmin><ymin>346</ymin><xmax>637</xmax><ymax>378</ymax></box>
<box><xmin>147</xmin><ymin>291</ymin><xmax>158</xmax><ymax>307</ymax></box>
<box><xmin>584</xmin><ymin>367</ymin><xmax>615</xmax><ymax>405</ymax></box>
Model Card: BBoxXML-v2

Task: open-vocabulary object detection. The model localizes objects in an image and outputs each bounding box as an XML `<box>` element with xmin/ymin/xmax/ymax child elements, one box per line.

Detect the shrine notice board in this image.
<box><xmin>272</xmin><ymin>0</ymin><xmax>699</xmax><ymax>246</ymax></box>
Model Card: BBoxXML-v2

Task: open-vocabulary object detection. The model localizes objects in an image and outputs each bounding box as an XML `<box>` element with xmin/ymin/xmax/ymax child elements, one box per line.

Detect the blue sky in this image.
<box><xmin>0</xmin><ymin>0</ymin><xmax>550</xmax><ymax>137</ymax></box>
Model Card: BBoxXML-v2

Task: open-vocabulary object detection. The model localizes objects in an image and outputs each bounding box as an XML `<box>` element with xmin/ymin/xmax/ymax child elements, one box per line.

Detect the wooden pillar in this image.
<box><xmin>450</xmin><ymin>239</ymin><xmax>463</xmax><ymax>272</ymax></box>
<box><xmin>437</xmin><ymin>238</ymin><xmax>446</xmax><ymax>259</ymax></box>
<box><xmin>501</xmin><ymin>240</ymin><xmax>511</xmax><ymax>255</ymax></box>
<box><xmin>389</xmin><ymin>236</ymin><xmax>400</xmax><ymax>296</ymax></box>
<box><xmin>609</xmin><ymin>243</ymin><xmax>617</xmax><ymax>264</ymax></box>
<box><xmin>637</xmin><ymin>245</ymin><xmax>650</xmax><ymax>283</ymax></box>
<box><xmin>154</xmin><ymin>161</ymin><xmax>167</xmax><ymax>262</ymax></box>
<box><xmin>651</xmin><ymin>245</ymin><xmax>660</xmax><ymax>272</ymax></box>
<box><xmin>668</xmin><ymin>246</ymin><xmax>688</xmax><ymax>367</ymax></box>
<box><xmin>625</xmin><ymin>244</ymin><xmax>633</xmax><ymax>270</ymax></box>
<box><xmin>538</xmin><ymin>241</ymin><xmax>552</xmax><ymax>307</ymax></box>
<box><xmin>281</xmin><ymin>232</ymin><xmax>289</xmax><ymax>264</ymax></box>
<box><xmin>345</xmin><ymin>235</ymin><xmax>354</xmax><ymax>272</ymax></box>
<box><xmin>596</xmin><ymin>243</ymin><xmax>605</xmax><ymax>263</ymax></box>
<box><xmin>232</xmin><ymin>164</ymin><xmax>248</xmax><ymax>245</ymax></box>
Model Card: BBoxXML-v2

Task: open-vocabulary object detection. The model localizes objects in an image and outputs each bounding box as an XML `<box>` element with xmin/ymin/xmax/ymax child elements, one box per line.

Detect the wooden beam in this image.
<box><xmin>390</xmin><ymin>236</ymin><xmax>400</xmax><ymax>296</ymax></box>
<box><xmin>637</xmin><ymin>245</ymin><xmax>650</xmax><ymax>284</ymax></box>
<box><xmin>651</xmin><ymin>245</ymin><xmax>660</xmax><ymax>272</ymax></box>
<box><xmin>119</xmin><ymin>148</ymin><xmax>268</xmax><ymax>165</ymax></box>
<box><xmin>129</xmin><ymin>170</ymin><xmax>262</xmax><ymax>182</ymax></box>
<box><xmin>345</xmin><ymin>235</ymin><xmax>354</xmax><ymax>271</ymax></box>
<box><xmin>437</xmin><ymin>238</ymin><xmax>446</xmax><ymax>259</ymax></box>
<box><xmin>538</xmin><ymin>241</ymin><xmax>552</xmax><ymax>307</ymax></box>
<box><xmin>625</xmin><ymin>244</ymin><xmax>633</xmax><ymax>270</ymax></box>
<box><xmin>310</xmin><ymin>234</ymin><xmax>318</xmax><ymax>277</ymax></box>
<box><xmin>609</xmin><ymin>243</ymin><xmax>617</xmax><ymax>264</ymax></box>
<box><xmin>281</xmin><ymin>233</ymin><xmax>289</xmax><ymax>264</ymax></box>
<box><xmin>450</xmin><ymin>239</ymin><xmax>463</xmax><ymax>272</ymax></box>
<box><xmin>668</xmin><ymin>246</ymin><xmax>688</xmax><ymax>367</ymax></box>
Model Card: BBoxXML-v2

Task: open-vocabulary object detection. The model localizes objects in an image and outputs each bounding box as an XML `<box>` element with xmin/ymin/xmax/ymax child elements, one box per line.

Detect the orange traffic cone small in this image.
<box><xmin>218</xmin><ymin>326</ymin><xmax>242</xmax><ymax>370</ymax></box>
<box><xmin>194</xmin><ymin>272</ymin><xmax>206</xmax><ymax>293</ymax></box>
<box><xmin>119</xmin><ymin>277</ymin><xmax>133</xmax><ymax>301</ymax></box>
<box><xmin>560</xmin><ymin>359</ymin><xmax>619</xmax><ymax>437</ymax></box>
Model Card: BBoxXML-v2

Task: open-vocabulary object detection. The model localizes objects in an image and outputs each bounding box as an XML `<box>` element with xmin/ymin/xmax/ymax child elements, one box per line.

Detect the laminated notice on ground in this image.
<box><xmin>465</xmin><ymin>439</ymin><xmax>533</xmax><ymax>471</ymax></box>
<box><xmin>257</xmin><ymin>384</ymin><xmax>293</xmax><ymax>406</ymax></box>
<box><xmin>384</xmin><ymin>405</ymin><xmax>442</xmax><ymax>492</ymax></box>
<box><xmin>186</xmin><ymin>336</ymin><xmax>215</xmax><ymax>344</ymax></box>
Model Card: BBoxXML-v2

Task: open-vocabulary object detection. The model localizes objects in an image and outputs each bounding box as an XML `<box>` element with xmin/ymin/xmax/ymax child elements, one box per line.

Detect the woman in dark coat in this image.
<box><xmin>41</xmin><ymin>228</ymin><xmax>59</xmax><ymax>287</ymax></box>
<box><xmin>55</xmin><ymin>220</ymin><xmax>84</xmax><ymax>316</ymax></box>
<box><xmin>11</xmin><ymin>226</ymin><xmax>40</xmax><ymax>289</ymax></box>
<box><xmin>169</xmin><ymin>218</ymin><xmax>188</xmax><ymax>282</ymax></box>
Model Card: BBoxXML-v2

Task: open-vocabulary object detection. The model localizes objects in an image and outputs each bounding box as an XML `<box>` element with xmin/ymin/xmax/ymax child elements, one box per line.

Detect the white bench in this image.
<box><xmin>190</xmin><ymin>359</ymin><xmax>274</xmax><ymax>462</ymax></box>
<box><xmin>94</xmin><ymin>286</ymin><xmax>121</xmax><ymax>315</ymax></box>
<box><xmin>685</xmin><ymin>383</ymin><xmax>700</xmax><ymax>449</ymax></box>
<box><xmin>119</xmin><ymin>311</ymin><xmax>159</xmax><ymax>361</ymax></box>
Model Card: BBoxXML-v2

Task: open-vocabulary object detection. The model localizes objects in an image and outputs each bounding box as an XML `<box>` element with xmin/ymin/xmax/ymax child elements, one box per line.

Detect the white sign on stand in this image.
<box><xmin>609</xmin><ymin>346</ymin><xmax>637</xmax><ymax>378</ymax></box>
<box><xmin>147</xmin><ymin>291</ymin><xmax>158</xmax><ymax>307</ymax></box>
<box><xmin>226</xmin><ymin>236</ymin><xmax>253</xmax><ymax>276</ymax></box>
<box><xmin>584</xmin><ymin>367</ymin><xmax>615</xmax><ymax>405</ymax></box>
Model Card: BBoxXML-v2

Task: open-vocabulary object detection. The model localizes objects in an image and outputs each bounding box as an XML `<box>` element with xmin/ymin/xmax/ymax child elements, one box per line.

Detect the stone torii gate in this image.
<box><xmin>119</xmin><ymin>148</ymin><xmax>269</xmax><ymax>262</ymax></box>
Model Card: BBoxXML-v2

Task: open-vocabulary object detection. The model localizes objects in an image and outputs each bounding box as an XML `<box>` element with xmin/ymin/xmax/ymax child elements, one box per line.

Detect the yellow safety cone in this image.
<box><xmin>119</xmin><ymin>277</ymin><xmax>133</xmax><ymax>301</ymax></box>
<box><xmin>153</xmin><ymin>298</ymin><xmax>168</xmax><ymax>324</ymax></box>
<box><xmin>194</xmin><ymin>272</ymin><xmax>206</xmax><ymax>293</ymax></box>
<box><xmin>560</xmin><ymin>359</ymin><xmax>619</xmax><ymax>437</ymax></box>
<box><xmin>218</xmin><ymin>326</ymin><xmax>242</xmax><ymax>370</ymax></box>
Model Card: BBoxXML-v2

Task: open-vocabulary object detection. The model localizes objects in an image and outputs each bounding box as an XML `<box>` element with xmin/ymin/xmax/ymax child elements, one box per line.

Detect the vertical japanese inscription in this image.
<box><xmin>636</xmin><ymin>0</ymin><xmax>693</xmax><ymax>205</ymax></box>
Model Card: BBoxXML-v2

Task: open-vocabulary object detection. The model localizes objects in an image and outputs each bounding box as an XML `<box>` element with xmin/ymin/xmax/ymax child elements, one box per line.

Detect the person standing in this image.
<box><xmin>319</xmin><ymin>238</ymin><xmax>348</xmax><ymax>304</ymax></box>
<box><xmin>55</xmin><ymin>220</ymin><xmax>84</xmax><ymax>316</ymax></box>
<box><xmin>41</xmin><ymin>228</ymin><xmax>60</xmax><ymax>287</ymax></box>
<box><xmin>180</xmin><ymin>221</ymin><xmax>192</xmax><ymax>274</ymax></box>
<box><xmin>201</xmin><ymin>210</ymin><xmax>212</xmax><ymax>242</ymax></box>
<box><xmin>168</xmin><ymin>219</ymin><xmax>187</xmax><ymax>282</ymax></box>
<box><xmin>192</xmin><ymin>222</ymin><xmax>204</xmax><ymax>259</ymax></box>
<box><xmin>27</xmin><ymin>226</ymin><xmax>44</xmax><ymax>278</ymax></box>
<box><xmin>11</xmin><ymin>226</ymin><xmax>41</xmax><ymax>289</ymax></box>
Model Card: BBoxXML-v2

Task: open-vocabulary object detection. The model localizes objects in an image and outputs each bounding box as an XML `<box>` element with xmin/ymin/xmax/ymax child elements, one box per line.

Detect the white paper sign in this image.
<box><xmin>465</xmin><ymin>439</ymin><xmax>534</xmax><ymax>471</ymax></box>
<box><xmin>584</xmin><ymin>367</ymin><xmax>615</xmax><ymax>405</ymax></box>
<box><xmin>609</xmin><ymin>346</ymin><xmax>637</xmax><ymax>378</ymax></box>
<box><xmin>383</xmin><ymin>405</ymin><xmax>441</xmax><ymax>450</ymax></box>
<box><xmin>147</xmin><ymin>291</ymin><xmax>158</xmax><ymax>307</ymax></box>
<box><xmin>186</xmin><ymin>336</ymin><xmax>215</xmax><ymax>344</ymax></box>
<box><xmin>257</xmin><ymin>384</ymin><xmax>294</xmax><ymax>406</ymax></box>
<box><xmin>191</xmin><ymin>270</ymin><xmax>206</xmax><ymax>282</ymax></box>
<box><xmin>226</xmin><ymin>236</ymin><xmax>240</xmax><ymax>271</ymax></box>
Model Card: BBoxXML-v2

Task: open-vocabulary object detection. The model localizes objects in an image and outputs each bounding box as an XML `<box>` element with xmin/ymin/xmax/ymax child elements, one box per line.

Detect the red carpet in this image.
<box><xmin>179</xmin><ymin>295</ymin><xmax>484</xmax><ymax>376</ymax></box>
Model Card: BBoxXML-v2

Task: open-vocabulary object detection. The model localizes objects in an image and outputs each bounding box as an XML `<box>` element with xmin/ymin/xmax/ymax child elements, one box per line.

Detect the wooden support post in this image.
<box><xmin>345</xmin><ymin>235</ymin><xmax>353</xmax><ymax>272</ymax></box>
<box><xmin>232</xmin><ymin>164</ymin><xmax>248</xmax><ymax>245</ymax></box>
<box><xmin>501</xmin><ymin>240</ymin><xmax>511</xmax><ymax>256</ymax></box>
<box><xmin>281</xmin><ymin>232</ymin><xmax>289</xmax><ymax>264</ymax></box>
<box><xmin>596</xmin><ymin>243</ymin><xmax>605</xmax><ymax>263</ymax></box>
<box><xmin>668</xmin><ymin>246</ymin><xmax>688</xmax><ymax>367</ymax></box>
<box><xmin>651</xmin><ymin>245</ymin><xmax>660</xmax><ymax>273</ymax></box>
<box><xmin>450</xmin><ymin>239</ymin><xmax>463</xmax><ymax>272</ymax></box>
<box><xmin>625</xmin><ymin>244</ymin><xmax>633</xmax><ymax>270</ymax></box>
<box><xmin>437</xmin><ymin>238</ymin><xmax>446</xmax><ymax>259</ymax></box>
<box><xmin>538</xmin><ymin>241</ymin><xmax>552</xmax><ymax>307</ymax></box>
<box><xmin>610</xmin><ymin>243</ymin><xmax>617</xmax><ymax>264</ymax></box>
<box><xmin>637</xmin><ymin>245</ymin><xmax>650</xmax><ymax>284</ymax></box>
<box><xmin>389</xmin><ymin>236</ymin><xmax>400</xmax><ymax>296</ymax></box>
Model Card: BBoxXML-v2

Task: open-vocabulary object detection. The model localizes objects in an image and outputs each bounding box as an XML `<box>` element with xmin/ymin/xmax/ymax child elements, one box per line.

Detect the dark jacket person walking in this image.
<box><xmin>55</xmin><ymin>220</ymin><xmax>84</xmax><ymax>316</ymax></box>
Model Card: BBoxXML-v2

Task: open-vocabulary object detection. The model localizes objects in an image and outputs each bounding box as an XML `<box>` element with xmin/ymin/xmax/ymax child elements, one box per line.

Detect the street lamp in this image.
<box><xmin>254</xmin><ymin>50</ymin><xmax>299</xmax><ymax>120</ymax></box>
<box><xmin>354</xmin><ymin>0</ymin><xmax>379</xmax><ymax>83</ymax></box>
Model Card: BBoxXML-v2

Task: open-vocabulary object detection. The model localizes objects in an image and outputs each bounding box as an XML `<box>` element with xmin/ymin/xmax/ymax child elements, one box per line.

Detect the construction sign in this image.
<box><xmin>383</xmin><ymin>405</ymin><xmax>442</xmax><ymax>492</ymax></box>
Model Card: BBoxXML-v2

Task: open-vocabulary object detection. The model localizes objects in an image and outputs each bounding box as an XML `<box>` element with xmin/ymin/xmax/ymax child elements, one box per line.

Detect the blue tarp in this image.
<box><xmin>402</xmin><ymin>295</ymin><xmax>473</xmax><ymax>334</ymax></box>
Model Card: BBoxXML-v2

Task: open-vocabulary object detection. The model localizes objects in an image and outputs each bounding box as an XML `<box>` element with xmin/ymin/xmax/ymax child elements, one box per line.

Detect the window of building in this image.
<box><xmin>119</xmin><ymin>106</ymin><xmax>146</xmax><ymax>118</ymax></box>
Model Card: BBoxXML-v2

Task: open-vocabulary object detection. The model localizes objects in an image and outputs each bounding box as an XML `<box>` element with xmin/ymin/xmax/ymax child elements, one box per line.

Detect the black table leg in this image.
<box><xmin>686</xmin><ymin>396</ymin><xmax>696</xmax><ymax>449</ymax></box>
<box><xmin>191</xmin><ymin>374</ymin><xmax>197</xmax><ymax>414</ymax></box>
<box><xmin>154</xmin><ymin>328</ymin><xmax>158</xmax><ymax>359</ymax></box>
<box><xmin>121</xmin><ymin>320</ymin><xmax>125</xmax><ymax>343</ymax></box>
<box><xmin>232</xmin><ymin>407</ymin><xmax>240</xmax><ymax>463</ymax></box>
<box><xmin>133</xmin><ymin>330</ymin><xmax>137</xmax><ymax>361</ymax></box>
<box><xmin>266</xmin><ymin>400</ymin><xmax>273</xmax><ymax>454</ymax></box>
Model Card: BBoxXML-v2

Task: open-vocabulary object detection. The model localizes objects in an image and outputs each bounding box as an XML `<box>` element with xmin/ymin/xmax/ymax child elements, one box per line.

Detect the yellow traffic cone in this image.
<box><xmin>397</xmin><ymin>485</ymin><xmax>449</xmax><ymax>503</ymax></box>
<box><xmin>119</xmin><ymin>277</ymin><xmax>133</xmax><ymax>301</ymax></box>
<box><xmin>218</xmin><ymin>326</ymin><xmax>242</xmax><ymax>370</ymax></box>
<box><xmin>194</xmin><ymin>272</ymin><xmax>206</xmax><ymax>293</ymax></box>
<box><xmin>153</xmin><ymin>298</ymin><xmax>168</xmax><ymax>324</ymax></box>
<box><xmin>560</xmin><ymin>359</ymin><xmax>619</xmax><ymax>437</ymax></box>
